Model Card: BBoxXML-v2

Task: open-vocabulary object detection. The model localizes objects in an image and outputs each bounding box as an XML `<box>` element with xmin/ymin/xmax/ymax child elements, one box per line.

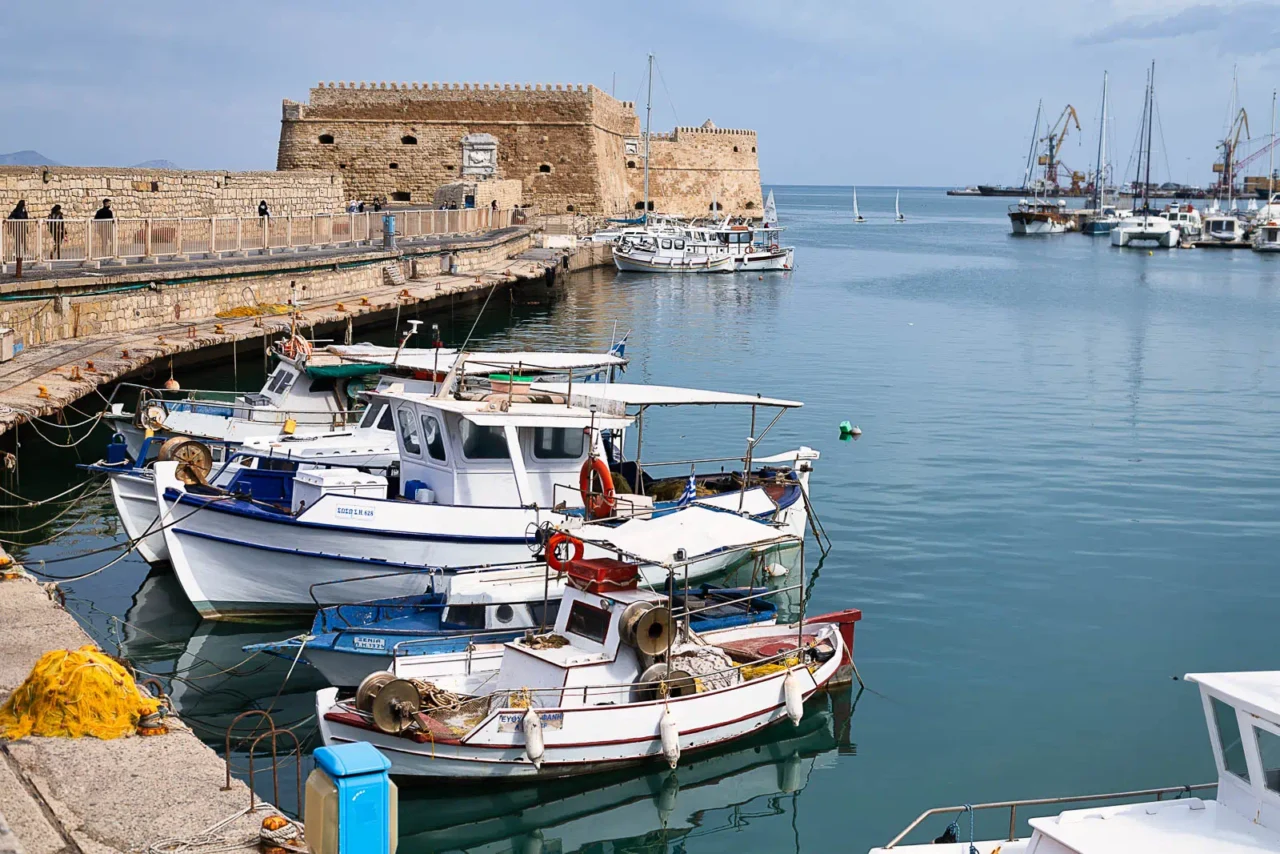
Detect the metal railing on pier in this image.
<box><xmin>0</xmin><ymin>207</ymin><xmax>518</xmax><ymax>271</ymax></box>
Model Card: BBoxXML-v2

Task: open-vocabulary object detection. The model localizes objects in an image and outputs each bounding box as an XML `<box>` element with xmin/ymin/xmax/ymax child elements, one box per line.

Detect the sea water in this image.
<box><xmin>8</xmin><ymin>186</ymin><xmax>1280</xmax><ymax>852</ymax></box>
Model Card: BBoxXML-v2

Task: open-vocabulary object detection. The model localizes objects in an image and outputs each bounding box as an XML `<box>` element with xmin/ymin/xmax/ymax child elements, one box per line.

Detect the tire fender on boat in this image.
<box><xmin>660</xmin><ymin>705</ymin><xmax>680</xmax><ymax>769</ymax></box>
<box><xmin>783</xmin><ymin>671</ymin><xmax>804</xmax><ymax>725</ymax></box>
<box><xmin>523</xmin><ymin>707</ymin><xmax>545</xmax><ymax>769</ymax></box>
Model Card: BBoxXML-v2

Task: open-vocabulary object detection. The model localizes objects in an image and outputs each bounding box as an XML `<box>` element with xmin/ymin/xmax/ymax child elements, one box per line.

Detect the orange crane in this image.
<box><xmin>1036</xmin><ymin>105</ymin><xmax>1081</xmax><ymax>187</ymax></box>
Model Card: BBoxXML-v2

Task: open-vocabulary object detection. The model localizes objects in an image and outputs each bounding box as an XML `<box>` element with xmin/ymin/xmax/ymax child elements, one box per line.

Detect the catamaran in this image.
<box><xmin>1112</xmin><ymin>63</ymin><xmax>1181</xmax><ymax>248</ymax></box>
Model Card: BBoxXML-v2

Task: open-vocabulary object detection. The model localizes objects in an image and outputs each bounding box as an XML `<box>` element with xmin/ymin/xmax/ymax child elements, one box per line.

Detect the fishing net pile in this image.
<box><xmin>0</xmin><ymin>646</ymin><xmax>162</xmax><ymax>739</ymax></box>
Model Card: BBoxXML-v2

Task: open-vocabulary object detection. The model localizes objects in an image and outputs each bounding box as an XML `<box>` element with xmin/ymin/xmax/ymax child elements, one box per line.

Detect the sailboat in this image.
<box><xmin>1112</xmin><ymin>63</ymin><xmax>1180</xmax><ymax>248</ymax></box>
<box><xmin>894</xmin><ymin>190</ymin><xmax>905</xmax><ymax>223</ymax></box>
<box><xmin>1083</xmin><ymin>72</ymin><xmax>1121</xmax><ymax>236</ymax></box>
<box><xmin>1254</xmin><ymin>89</ymin><xmax>1280</xmax><ymax>252</ymax></box>
<box><xmin>762</xmin><ymin>190</ymin><xmax>777</xmax><ymax>227</ymax></box>
<box><xmin>853</xmin><ymin>188</ymin><xmax>865</xmax><ymax>223</ymax></box>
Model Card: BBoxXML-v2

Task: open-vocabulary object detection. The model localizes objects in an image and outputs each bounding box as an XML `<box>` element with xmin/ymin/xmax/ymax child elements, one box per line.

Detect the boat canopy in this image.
<box><xmin>326</xmin><ymin>345</ymin><xmax>626</xmax><ymax>376</ymax></box>
<box><xmin>570</xmin><ymin>506</ymin><xmax>798</xmax><ymax>567</ymax></box>
<box><xmin>531</xmin><ymin>382</ymin><xmax>802</xmax><ymax>415</ymax></box>
<box><xmin>373</xmin><ymin>388</ymin><xmax>634</xmax><ymax>430</ymax></box>
<box><xmin>303</xmin><ymin>362</ymin><xmax>389</xmax><ymax>380</ymax></box>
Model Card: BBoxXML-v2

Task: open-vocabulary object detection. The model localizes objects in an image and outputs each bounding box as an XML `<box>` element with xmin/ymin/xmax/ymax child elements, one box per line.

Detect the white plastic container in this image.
<box><xmin>291</xmin><ymin>468</ymin><xmax>388</xmax><ymax>514</ymax></box>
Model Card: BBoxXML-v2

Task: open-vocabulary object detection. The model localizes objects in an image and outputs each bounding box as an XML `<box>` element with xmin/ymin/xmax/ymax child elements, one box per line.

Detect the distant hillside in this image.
<box><xmin>0</xmin><ymin>150</ymin><xmax>61</xmax><ymax>166</ymax></box>
<box><xmin>131</xmin><ymin>159</ymin><xmax>181</xmax><ymax>170</ymax></box>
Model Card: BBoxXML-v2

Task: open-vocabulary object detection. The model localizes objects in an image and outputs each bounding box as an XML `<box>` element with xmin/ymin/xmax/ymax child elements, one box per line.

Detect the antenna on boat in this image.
<box><xmin>393</xmin><ymin>319</ymin><xmax>422</xmax><ymax>366</ymax></box>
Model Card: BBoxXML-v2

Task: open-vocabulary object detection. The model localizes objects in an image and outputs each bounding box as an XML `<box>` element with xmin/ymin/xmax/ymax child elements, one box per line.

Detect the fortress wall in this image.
<box><xmin>629</xmin><ymin>127</ymin><xmax>763</xmax><ymax>216</ymax></box>
<box><xmin>0</xmin><ymin>167</ymin><xmax>343</xmax><ymax>219</ymax></box>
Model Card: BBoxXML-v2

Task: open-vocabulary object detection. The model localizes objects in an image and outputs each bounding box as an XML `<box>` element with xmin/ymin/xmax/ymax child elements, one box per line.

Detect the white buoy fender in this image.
<box><xmin>523</xmin><ymin>708</ymin><xmax>545</xmax><ymax>769</ymax></box>
<box><xmin>765</xmin><ymin>562</ymin><xmax>789</xmax><ymax>578</ymax></box>
<box><xmin>660</xmin><ymin>705</ymin><xmax>681</xmax><ymax>769</ymax></box>
<box><xmin>783</xmin><ymin>671</ymin><xmax>804</xmax><ymax>725</ymax></box>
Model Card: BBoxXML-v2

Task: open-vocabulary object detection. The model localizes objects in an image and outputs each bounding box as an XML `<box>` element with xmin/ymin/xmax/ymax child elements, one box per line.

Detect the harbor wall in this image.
<box><xmin>0</xmin><ymin>167</ymin><xmax>345</xmax><ymax>220</ymax></box>
<box><xmin>276</xmin><ymin>82</ymin><xmax>763</xmax><ymax>217</ymax></box>
<box><xmin>1</xmin><ymin>229</ymin><xmax>534</xmax><ymax>348</ymax></box>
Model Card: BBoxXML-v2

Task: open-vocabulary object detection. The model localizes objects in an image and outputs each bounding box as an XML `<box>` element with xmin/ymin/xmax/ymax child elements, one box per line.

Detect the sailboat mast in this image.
<box><xmin>1270</xmin><ymin>89</ymin><xmax>1276</xmax><ymax>203</ymax></box>
<box><xmin>1093</xmin><ymin>72</ymin><xmax>1108</xmax><ymax>210</ymax></box>
<box><xmin>1132</xmin><ymin>72</ymin><xmax>1148</xmax><ymax>211</ymax></box>
<box><xmin>642</xmin><ymin>52</ymin><xmax>653</xmax><ymax>221</ymax></box>
<box><xmin>1144</xmin><ymin>64</ymin><xmax>1156</xmax><ymax>211</ymax></box>
<box><xmin>1023</xmin><ymin>100</ymin><xmax>1043</xmax><ymax>190</ymax></box>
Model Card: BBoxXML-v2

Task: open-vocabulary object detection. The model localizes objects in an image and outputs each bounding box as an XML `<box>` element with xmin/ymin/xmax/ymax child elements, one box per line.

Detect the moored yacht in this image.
<box><xmin>1201</xmin><ymin>211</ymin><xmax>1250</xmax><ymax>246</ymax></box>
<box><xmin>1111</xmin><ymin>64</ymin><xmax>1179</xmax><ymax>248</ymax></box>
<box><xmin>1162</xmin><ymin>202</ymin><xmax>1203</xmax><ymax>240</ymax></box>
<box><xmin>1008</xmin><ymin>198</ymin><xmax>1070</xmax><ymax>235</ymax></box>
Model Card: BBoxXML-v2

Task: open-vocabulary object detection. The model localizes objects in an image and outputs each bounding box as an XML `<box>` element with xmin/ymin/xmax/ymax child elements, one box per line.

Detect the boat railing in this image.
<box><xmin>879</xmin><ymin>783</ymin><xmax>1217</xmax><ymax>849</ymax></box>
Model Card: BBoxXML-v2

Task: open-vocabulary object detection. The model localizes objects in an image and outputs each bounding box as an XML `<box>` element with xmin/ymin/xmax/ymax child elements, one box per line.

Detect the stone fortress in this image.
<box><xmin>1</xmin><ymin>80</ymin><xmax>763</xmax><ymax>221</ymax></box>
<box><xmin>276</xmin><ymin>81</ymin><xmax>763</xmax><ymax>217</ymax></box>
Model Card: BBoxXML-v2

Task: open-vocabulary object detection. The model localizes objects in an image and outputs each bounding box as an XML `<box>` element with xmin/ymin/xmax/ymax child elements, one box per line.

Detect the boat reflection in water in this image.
<box><xmin>396</xmin><ymin>688</ymin><xmax>859</xmax><ymax>854</ymax></box>
<box><xmin>116</xmin><ymin>569</ymin><xmax>327</xmax><ymax>746</ymax></box>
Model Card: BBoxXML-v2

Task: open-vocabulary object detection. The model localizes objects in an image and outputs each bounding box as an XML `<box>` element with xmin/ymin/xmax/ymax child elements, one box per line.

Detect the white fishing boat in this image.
<box><xmin>317</xmin><ymin>549</ymin><xmax>860</xmax><ymax>780</ymax></box>
<box><xmin>151</xmin><ymin>360</ymin><xmax>820</xmax><ymax>618</ymax></box>
<box><xmin>1009</xmin><ymin>198</ymin><xmax>1070</xmax><ymax>235</ymax></box>
<box><xmin>1162</xmin><ymin>202</ymin><xmax>1203</xmax><ymax>239</ymax></box>
<box><xmin>853</xmin><ymin>188</ymin><xmax>865</xmax><ymax>223</ymax></box>
<box><xmin>1201</xmin><ymin>211</ymin><xmax>1249</xmax><ymax>246</ymax></box>
<box><xmin>677</xmin><ymin>219</ymin><xmax>794</xmax><ymax>272</ymax></box>
<box><xmin>612</xmin><ymin>235</ymin><xmax>733</xmax><ymax>273</ymax></box>
<box><xmin>869</xmin><ymin>669</ymin><xmax>1280</xmax><ymax>854</ymax></box>
<box><xmin>894</xmin><ymin>190</ymin><xmax>905</xmax><ymax>223</ymax></box>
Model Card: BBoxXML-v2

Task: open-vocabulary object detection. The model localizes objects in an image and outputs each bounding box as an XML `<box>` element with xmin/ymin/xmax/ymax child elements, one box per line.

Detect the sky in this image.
<box><xmin>4</xmin><ymin>0</ymin><xmax>1280</xmax><ymax>187</ymax></box>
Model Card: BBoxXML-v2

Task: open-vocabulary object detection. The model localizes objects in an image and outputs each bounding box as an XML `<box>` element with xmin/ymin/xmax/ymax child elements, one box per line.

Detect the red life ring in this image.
<box><xmin>769</xmin><ymin>243</ymin><xmax>780</xmax><ymax>252</ymax></box>
<box><xmin>546</xmin><ymin>532</ymin><xmax>584</xmax><ymax>572</ymax></box>
<box><xmin>579</xmin><ymin>456</ymin><xmax>616</xmax><ymax>519</ymax></box>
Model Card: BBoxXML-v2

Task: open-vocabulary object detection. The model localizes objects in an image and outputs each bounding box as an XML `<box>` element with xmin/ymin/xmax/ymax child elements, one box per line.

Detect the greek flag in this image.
<box><xmin>677</xmin><ymin>474</ymin><xmax>697</xmax><ymax>507</ymax></box>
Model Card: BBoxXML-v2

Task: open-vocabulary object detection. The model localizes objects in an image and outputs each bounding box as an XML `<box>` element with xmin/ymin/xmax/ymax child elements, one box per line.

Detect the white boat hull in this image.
<box><xmin>318</xmin><ymin>622</ymin><xmax>845</xmax><ymax>780</ymax></box>
<box><xmin>1111</xmin><ymin>218</ymin><xmax>1179</xmax><ymax>247</ymax></box>
<box><xmin>108</xmin><ymin>469</ymin><xmax>170</xmax><ymax>564</ymax></box>
<box><xmin>613</xmin><ymin>251</ymin><xmax>734</xmax><ymax>274</ymax></box>
<box><xmin>732</xmin><ymin>248</ymin><xmax>794</xmax><ymax>271</ymax></box>
<box><xmin>154</xmin><ymin>465</ymin><xmax>810</xmax><ymax>618</ymax></box>
<box><xmin>1009</xmin><ymin>214</ymin><xmax>1067</xmax><ymax>235</ymax></box>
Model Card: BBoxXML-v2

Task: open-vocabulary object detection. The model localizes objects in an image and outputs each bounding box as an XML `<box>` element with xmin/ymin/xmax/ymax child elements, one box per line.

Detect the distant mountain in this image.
<box><xmin>131</xmin><ymin>159</ymin><xmax>181</xmax><ymax>170</ymax></box>
<box><xmin>0</xmin><ymin>150</ymin><xmax>61</xmax><ymax>166</ymax></box>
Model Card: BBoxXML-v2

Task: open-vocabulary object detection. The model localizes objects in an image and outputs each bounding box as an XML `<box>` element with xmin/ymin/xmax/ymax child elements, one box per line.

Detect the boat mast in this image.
<box><xmin>1023</xmin><ymin>100</ymin><xmax>1043</xmax><ymax>191</ymax></box>
<box><xmin>1270</xmin><ymin>89</ymin><xmax>1276</xmax><ymax>205</ymax></box>
<box><xmin>643</xmin><ymin>52</ymin><xmax>653</xmax><ymax>222</ymax></box>
<box><xmin>1093</xmin><ymin>71</ymin><xmax>1109</xmax><ymax>210</ymax></box>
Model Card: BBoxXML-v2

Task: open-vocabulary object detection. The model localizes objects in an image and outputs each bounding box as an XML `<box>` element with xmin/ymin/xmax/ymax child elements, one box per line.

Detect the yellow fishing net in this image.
<box><xmin>215</xmin><ymin>303</ymin><xmax>292</xmax><ymax>319</ymax></box>
<box><xmin>741</xmin><ymin>655</ymin><xmax>800</xmax><ymax>682</ymax></box>
<box><xmin>0</xmin><ymin>646</ymin><xmax>162</xmax><ymax>739</ymax></box>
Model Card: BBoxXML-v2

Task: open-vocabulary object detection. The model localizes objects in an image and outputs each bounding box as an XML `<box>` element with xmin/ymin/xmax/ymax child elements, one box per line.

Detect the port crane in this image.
<box><xmin>1213</xmin><ymin>105</ymin><xmax>1251</xmax><ymax>196</ymax></box>
<box><xmin>1036</xmin><ymin>105</ymin><xmax>1083</xmax><ymax>191</ymax></box>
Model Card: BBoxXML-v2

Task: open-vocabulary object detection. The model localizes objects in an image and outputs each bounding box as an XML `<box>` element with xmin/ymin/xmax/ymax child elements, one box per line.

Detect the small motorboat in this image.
<box><xmin>318</xmin><ymin>550</ymin><xmax>860</xmax><ymax>780</ymax></box>
<box><xmin>868</xmin><ymin>670</ymin><xmax>1280</xmax><ymax>853</ymax></box>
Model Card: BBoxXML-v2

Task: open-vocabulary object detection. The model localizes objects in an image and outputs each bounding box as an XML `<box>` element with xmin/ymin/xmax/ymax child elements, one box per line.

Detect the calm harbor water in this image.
<box><xmin>8</xmin><ymin>185</ymin><xmax>1280</xmax><ymax>852</ymax></box>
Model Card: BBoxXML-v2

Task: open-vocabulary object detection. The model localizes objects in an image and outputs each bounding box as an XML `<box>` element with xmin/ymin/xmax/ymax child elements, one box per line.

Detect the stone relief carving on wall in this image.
<box><xmin>624</xmin><ymin>138</ymin><xmax>640</xmax><ymax>156</ymax></box>
<box><xmin>460</xmin><ymin>133</ymin><xmax>498</xmax><ymax>177</ymax></box>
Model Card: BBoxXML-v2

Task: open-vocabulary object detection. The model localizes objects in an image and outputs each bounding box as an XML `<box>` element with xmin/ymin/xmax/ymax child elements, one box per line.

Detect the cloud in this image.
<box><xmin>1080</xmin><ymin>1</ymin><xmax>1280</xmax><ymax>55</ymax></box>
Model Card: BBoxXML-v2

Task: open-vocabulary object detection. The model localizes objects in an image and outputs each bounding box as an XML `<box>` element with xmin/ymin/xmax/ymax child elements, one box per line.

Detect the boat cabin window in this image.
<box><xmin>660</xmin><ymin>239</ymin><xmax>672</xmax><ymax>250</ymax></box>
<box><xmin>529</xmin><ymin>599</ymin><xmax>560</xmax><ymax>626</ymax></box>
<box><xmin>442</xmin><ymin>605</ymin><xmax>485</xmax><ymax>630</ymax></box>
<box><xmin>461</xmin><ymin>421</ymin><xmax>509</xmax><ymax>460</ymax></box>
<box><xmin>493</xmin><ymin>604</ymin><xmax>515</xmax><ymax>624</ymax></box>
<box><xmin>565</xmin><ymin>600</ymin><xmax>610</xmax><ymax>644</ymax></box>
<box><xmin>1212</xmin><ymin>696</ymin><xmax>1251</xmax><ymax>782</ymax></box>
<box><xmin>421</xmin><ymin>414</ymin><xmax>447</xmax><ymax>462</ymax></box>
<box><xmin>674</xmin><ymin>239</ymin><xmax>685</xmax><ymax>250</ymax></box>
<box><xmin>1254</xmin><ymin>725</ymin><xmax>1280</xmax><ymax>793</ymax></box>
<box><xmin>265</xmin><ymin>368</ymin><xmax>294</xmax><ymax>395</ymax></box>
<box><xmin>396</xmin><ymin>407</ymin><xmax>422</xmax><ymax>456</ymax></box>
<box><xmin>532</xmin><ymin>427</ymin><xmax>585</xmax><ymax>460</ymax></box>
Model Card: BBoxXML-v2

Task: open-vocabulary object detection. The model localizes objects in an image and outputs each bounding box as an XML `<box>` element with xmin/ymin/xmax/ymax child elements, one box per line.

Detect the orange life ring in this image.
<box><xmin>546</xmin><ymin>532</ymin><xmax>584</xmax><ymax>572</ymax></box>
<box><xmin>770</xmin><ymin>243</ymin><xmax>780</xmax><ymax>252</ymax></box>
<box><xmin>579</xmin><ymin>456</ymin><xmax>616</xmax><ymax>519</ymax></box>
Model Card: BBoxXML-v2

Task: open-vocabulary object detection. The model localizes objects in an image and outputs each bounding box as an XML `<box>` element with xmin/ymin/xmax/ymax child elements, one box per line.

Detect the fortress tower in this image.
<box><xmin>276</xmin><ymin>82</ymin><xmax>763</xmax><ymax>217</ymax></box>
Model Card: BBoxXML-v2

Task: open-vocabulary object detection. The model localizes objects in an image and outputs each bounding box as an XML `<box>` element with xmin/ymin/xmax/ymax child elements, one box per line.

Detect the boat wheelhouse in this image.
<box><xmin>1008</xmin><ymin>198</ymin><xmax>1072</xmax><ymax>235</ymax></box>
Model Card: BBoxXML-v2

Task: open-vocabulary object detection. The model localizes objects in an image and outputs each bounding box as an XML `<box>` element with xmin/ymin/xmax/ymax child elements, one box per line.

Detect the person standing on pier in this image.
<box><xmin>6</xmin><ymin>200</ymin><xmax>29</xmax><ymax>261</ymax></box>
<box><xmin>47</xmin><ymin>204</ymin><xmax>64</xmax><ymax>259</ymax></box>
<box><xmin>258</xmin><ymin>200</ymin><xmax>270</xmax><ymax>217</ymax></box>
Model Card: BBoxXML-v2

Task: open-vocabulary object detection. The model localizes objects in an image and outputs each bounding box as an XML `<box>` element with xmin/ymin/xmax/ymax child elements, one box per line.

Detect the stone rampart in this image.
<box><xmin>0</xmin><ymin>167</ymin><xmax>344</xmax><ymax>220</ymax></box>
<box><xmin>277</xmin><ymin>82</ymin><xmax>761</xmax><ymax>217</ymax></box>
